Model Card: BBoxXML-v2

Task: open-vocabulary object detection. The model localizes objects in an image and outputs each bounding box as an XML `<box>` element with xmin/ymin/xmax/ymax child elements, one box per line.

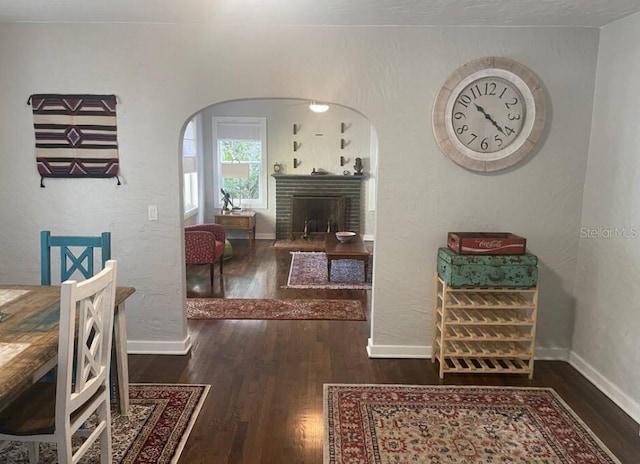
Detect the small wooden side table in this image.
<box><xmin>215</xmin><ymin>211</ymin><xmax>256</xmax><ymax>244</ymax></box>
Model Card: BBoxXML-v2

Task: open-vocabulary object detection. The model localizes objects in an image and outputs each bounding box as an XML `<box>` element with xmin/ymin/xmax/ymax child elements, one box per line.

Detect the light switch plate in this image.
<box><xmin>148</xmin><ymin>205</ymin><xmax>158</xmax><ymax>221</ymax></box>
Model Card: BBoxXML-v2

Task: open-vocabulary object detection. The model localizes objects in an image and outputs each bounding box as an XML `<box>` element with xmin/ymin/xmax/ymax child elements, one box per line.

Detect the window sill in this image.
<box><xmin>184</xmin><ymin>208</ymin><xmax>198</xmax><ymax>220</ymax></box>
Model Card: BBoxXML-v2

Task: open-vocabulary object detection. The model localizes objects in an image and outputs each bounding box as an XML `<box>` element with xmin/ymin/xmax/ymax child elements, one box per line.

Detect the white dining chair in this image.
<box><xmin>0</xmin><ymin>260</ymin><xmax>118</xmax><ymax>463</ymax></box>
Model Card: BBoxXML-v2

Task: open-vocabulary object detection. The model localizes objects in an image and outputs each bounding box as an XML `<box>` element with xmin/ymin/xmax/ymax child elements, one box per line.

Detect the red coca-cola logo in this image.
<box><xmin>478</xmin><ymin>240</ymin><xmax>503</xmax><ymax>248</ymax></box>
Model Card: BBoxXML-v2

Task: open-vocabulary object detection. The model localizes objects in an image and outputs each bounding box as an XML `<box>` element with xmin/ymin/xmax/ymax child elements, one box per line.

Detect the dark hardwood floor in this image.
<box><xmin>129</xmin><ymin>239</ymin><xmax>640</xmax><ymax>463</ymax></box>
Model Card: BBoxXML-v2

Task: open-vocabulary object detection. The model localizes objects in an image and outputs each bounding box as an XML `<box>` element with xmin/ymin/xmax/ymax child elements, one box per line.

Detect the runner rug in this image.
<box><xmin>0</xmin><ymin>383</ymin><xmax>210</xmax><ymax>464</ymax></box>
<box><xmin>285</xmin><ymin>252</ymin><xmax>372</xmax><ymax>289</ymax></box>
<box><xmin>324</xmin><ymin>384</ymin><xmax>621</xmax><ymax>464</ymax></box>
<box><xmin>187</xmin><ymin>298</ymin><xmax>366</xmax><ymax>321</ymax></box>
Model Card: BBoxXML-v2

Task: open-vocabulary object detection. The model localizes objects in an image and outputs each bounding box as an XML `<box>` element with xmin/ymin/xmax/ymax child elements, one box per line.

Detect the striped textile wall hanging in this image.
<box><xmin>28</xmin><ymin>94</ymin><xmax>120</xmax><ymax>187</ymax></box>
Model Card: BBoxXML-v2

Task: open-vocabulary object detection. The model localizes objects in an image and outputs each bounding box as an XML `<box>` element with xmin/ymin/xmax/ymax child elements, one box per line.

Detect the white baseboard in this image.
<box><xmin>256</xmin><ymin>233</ymin><xmax>276</xmax><ymax>240</ymax></box>
<box><xmin>127</xmin><ymin>334</ymin><xmax>192</xmax><ymax>355</ymax></box>
<box><xmin>534</xmin><ymin>347</ymin><xmax>570</xmax><ymax>360</ymax></box>
<box><xmin>362</xmin><ymin>234</ymin><xmax>375</xmax><ymax>241</ymax></box>
<box><xmin>569</xmin><ymin>350</ymin><xmax>640</xmax><ymax>425</ymax></box>
<box><xmin>366</xmin><ymin>340</ymin><xmax>569</xmax><ymax>361</ymax></box>
<box><xmin>366</xmin><ymin>339</ymin><xmax>430</xmax><ymax>358</ymax></box>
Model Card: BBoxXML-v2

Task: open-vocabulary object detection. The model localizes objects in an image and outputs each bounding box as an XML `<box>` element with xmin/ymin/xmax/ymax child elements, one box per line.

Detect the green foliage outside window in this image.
<box><xmin>220</xmin><ymin>140</ymin><xmax>261</xmax><ymax>200</ymax></box>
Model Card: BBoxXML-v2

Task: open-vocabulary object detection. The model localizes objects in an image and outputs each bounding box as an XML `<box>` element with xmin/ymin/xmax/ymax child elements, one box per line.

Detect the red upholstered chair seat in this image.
<box><xmin>185</xmin><ymin>224</ymin><xmax>226</xmax><ymax>283</ymax></box>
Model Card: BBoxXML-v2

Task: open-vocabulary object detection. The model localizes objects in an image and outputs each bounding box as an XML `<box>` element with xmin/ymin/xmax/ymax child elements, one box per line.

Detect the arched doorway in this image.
<box><xmin>179</xmin><ymin>98</ymin><xmax>378</xmax><ymax>301</ymax></box>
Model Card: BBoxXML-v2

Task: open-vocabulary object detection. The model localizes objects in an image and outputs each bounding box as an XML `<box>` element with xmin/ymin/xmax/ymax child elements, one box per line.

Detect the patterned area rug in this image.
<box><xmin>285</xmin><ymin>252</ymin><xmax>372</xmax><ymax>289</ymax></box>
<box><xmin>187</xmin><ymin>298</ymin><xmax>366</xmax><ymax>320</ymax></box>
<box><xmin>324</xmin><ymin>384</ymin><xmax>621</xmax><ymax>464</ymax></box>
<box><xmin>0</xmin><ymin>384</ymin><xmax>209</xmax><ymax>464</ymax></box>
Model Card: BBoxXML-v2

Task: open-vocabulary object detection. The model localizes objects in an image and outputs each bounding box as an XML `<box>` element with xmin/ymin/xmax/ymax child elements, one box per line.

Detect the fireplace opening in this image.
<box><xmin>291</xmin><ymin>196</ymin><xmax>344</xmax><ymax>240</ymax></box>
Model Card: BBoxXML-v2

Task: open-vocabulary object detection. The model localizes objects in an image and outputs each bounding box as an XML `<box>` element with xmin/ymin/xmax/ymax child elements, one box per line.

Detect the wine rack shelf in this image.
<box><xmin>432</xmin><ymin>274</ymin><xmax>538</xmax><ymax>379</ymax></box>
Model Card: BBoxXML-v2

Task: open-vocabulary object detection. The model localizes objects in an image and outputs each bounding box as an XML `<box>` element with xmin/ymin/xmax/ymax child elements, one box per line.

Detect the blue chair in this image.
<box><xmin>39</xmin><ymin>231</ymin><xmax>113</xmax><ymax>388</ymax></box>
<box><xmin>40</xmin><ymin>231</ymin><xmax>111</xmax><ymax>285</ymax></box>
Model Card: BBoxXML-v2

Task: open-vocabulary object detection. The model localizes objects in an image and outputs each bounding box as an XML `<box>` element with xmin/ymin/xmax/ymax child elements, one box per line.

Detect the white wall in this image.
<box><xmin>0</xmin><ymin>24</ymin><xmax>598</xmax><ymax>361</ymax></box>
<box><xmin>198</xmin><ymin>99</ymin><xmax>375</xmax><ymax>238</ymax></box>
<box><xmin>573</xmin><ymin>12</ymin><xmax>640</xmax><ymax>422</ymax></box>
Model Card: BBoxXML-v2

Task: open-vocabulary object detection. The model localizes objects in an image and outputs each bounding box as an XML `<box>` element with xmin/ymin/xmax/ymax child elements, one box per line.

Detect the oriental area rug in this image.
<box><xmin>324</xmin><ymin>384</ymin><xmax>621</xmax><ymax>464</ymax></box>
<box><xmin>187</xmin><ymin>298</ymin><xmax>366</xmax><ymax>321</ymax></box>
<box><xmin>285</xmin><ymin>252</ymin><xmax>372</xmax><ymax>289</ymax></box>
<box><xmin>0</xmin><ymin>384</ymin><xmax>210</xmax><ymax>464</ymax></box>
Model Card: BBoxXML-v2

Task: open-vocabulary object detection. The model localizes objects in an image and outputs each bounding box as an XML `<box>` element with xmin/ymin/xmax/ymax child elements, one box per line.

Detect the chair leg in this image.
<box><xmin>219</xmin><ymin>255</ymin><xmax>224</xmax><ymax>274</ymax></box>
<box><xmin>210</xmin><ymin>262</ymin><xmax>215</xmax><ymax>286</ymax></box>
<box><xmin>27</xmin><ymin>442</ymin><xmax>39</xmax><ymax>464</ymax></box>
<box><xmin>99</xmin><ymin>400</ymin><xmax>113</xmax><ymax>464</ymax></box>
<box><xmin>57</xmin><ymin>436</ymin><xmax>73</xmax><ymax>464</ymax></box>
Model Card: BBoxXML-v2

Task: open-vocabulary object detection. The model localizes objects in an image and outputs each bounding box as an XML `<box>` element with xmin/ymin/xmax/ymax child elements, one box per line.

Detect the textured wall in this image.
<box><xmin>574</xmin><ymin>12</ymin><xmax>640</xmax><ymax>416</ymax></box>
<box><xmin>0</xmin><ymin>24</ymin><xmax>598</xmax><ymax>355</ymax></box>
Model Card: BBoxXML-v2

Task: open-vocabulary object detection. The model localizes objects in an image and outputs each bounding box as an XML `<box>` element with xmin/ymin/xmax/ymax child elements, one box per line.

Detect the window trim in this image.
<box><xmin>212</xmin><ymin>116</ymin><xmax>268</xmax><ymax>210</ymax></box>
<box><xmin>182</xmin><ymin>118</ymin><xmax>200</xmax><ymax>219</ymax></box>
<box><xmin>180</xmin><ymin>114</ymin><xmax>204</xmax><ymax>219</ymax></box>
<box><xmin>183</xmin><ymin>172</ymin><xmax>199</xmax><ymax>218</ymax></box>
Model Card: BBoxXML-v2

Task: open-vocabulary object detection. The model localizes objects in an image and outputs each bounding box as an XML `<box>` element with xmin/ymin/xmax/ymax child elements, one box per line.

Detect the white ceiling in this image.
<box><xmin>0</xmin><ymin>0</ymin><xmax>639</xmax><ymax>27</ymax></box>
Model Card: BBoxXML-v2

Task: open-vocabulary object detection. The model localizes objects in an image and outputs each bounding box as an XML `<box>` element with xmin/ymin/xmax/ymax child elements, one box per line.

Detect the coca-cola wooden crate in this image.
<box><xmin>448</xmin><ymin>232</ymin><xmax>526</xmax><ymax>255</ymax></box>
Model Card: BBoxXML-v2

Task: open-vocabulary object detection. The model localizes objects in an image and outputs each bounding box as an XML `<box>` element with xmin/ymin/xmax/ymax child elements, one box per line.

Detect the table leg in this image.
<box><xmin>364</xmin><ymin>259</ymin><xmax>369</xmax><ymax>283</ymax></box>
<box><xmin>327</xmin><ymin>258</ymin><xmax>332</xmax><ymax>281</ymax></box>
<box><xmin>113</xmin><ymin>302</ymin><xmax>130</xmax><ymax>416</ymax></box>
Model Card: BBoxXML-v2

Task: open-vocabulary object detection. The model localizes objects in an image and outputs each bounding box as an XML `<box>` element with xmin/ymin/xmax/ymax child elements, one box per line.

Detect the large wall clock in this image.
<box><xmin>432</xmin><ymin>57</ymin><xmax>547</xmax><ymax>172</ymax></box>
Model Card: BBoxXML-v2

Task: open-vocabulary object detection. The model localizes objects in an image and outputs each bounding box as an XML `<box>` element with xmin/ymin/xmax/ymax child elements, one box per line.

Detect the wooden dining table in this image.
<box><xmin>0</xmin><ymin>285</ymin><xmax>136</xmax><ymax>416</ymax></box>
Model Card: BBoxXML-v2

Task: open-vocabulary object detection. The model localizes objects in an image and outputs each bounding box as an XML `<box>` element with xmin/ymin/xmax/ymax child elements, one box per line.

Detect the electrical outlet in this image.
<box><xmin>148</xmin><ymin>205</ymin><xmax>158</xmax><ymax>221</ymax></box>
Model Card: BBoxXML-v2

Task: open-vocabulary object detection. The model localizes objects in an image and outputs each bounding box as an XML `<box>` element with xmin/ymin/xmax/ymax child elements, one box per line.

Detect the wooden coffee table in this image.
<box><xmin>325</xmin><ymin>233</ymin><xmax>370</xmax><ymax>282</ymax></box>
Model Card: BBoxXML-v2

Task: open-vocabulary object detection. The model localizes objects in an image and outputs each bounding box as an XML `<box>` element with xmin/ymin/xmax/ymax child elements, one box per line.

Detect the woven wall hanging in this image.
<box><xmin>28</xmin><ymin>94</ymin><xmax>120</xmax><ymax>187</ymax></box>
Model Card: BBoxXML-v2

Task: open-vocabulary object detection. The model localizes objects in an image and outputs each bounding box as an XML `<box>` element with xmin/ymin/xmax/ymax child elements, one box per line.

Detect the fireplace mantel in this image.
<box><xmin>273</xmin><ymin>174</ymin><xmax>363</xmax><ymax>239</ymax></box>
<box><xmin>271</xmin><ymin>174</ymin><xmax>363</xmax><ymax>181</ymax></box>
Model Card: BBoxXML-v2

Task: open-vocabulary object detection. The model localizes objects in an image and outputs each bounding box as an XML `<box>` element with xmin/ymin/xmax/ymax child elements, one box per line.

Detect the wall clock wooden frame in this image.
<box><xmin>432</xmin><ymin>57</ymin><xmax>547</xmax><ymax>172</ymax></box>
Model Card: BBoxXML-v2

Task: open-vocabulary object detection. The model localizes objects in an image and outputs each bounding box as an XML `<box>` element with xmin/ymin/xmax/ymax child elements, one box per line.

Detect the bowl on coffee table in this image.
<box><xmin>335</xmin><ymin>231</ymin><xmax>356</xmax><ymax>243</ymax></box>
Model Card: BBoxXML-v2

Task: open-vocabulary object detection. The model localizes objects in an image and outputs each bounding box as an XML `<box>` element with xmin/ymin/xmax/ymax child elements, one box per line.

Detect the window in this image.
<box><xmin>213</xmin><ymin>117</ymin><xmax>267</xmax><ymax>209</ymax></box>
<box><xmin>183</xmin><ymin>119</ymin><xmax>199</xmax><ymax>217</ymax></box>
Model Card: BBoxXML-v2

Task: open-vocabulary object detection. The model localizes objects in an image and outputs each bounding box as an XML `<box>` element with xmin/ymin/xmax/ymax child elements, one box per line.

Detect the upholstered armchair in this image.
<box><xmin>185</xmin><ymin>223</ymin><xmax>226</xmax><ymax>283</ymax></box>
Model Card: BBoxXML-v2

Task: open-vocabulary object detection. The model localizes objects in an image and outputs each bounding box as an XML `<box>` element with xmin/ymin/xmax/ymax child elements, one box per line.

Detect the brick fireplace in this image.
<box><xmin>273</xmin><ymin>174</ymin><xmax>363</xmax><ymax>240</ymax></box>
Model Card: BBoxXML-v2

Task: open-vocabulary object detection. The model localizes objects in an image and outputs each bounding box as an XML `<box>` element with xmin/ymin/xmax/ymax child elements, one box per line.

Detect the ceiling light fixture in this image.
<box><xmin>309</xmin><ymin>101</ymin><xmax>329</xmax><ymax>113</ymax></box>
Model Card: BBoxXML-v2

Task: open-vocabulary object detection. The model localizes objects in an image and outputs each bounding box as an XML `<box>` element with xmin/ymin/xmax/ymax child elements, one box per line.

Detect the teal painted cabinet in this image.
<box><xmin>437</xmin><ymin>247</ymin><xmax>538</xmax><ymax>288</ymax></box>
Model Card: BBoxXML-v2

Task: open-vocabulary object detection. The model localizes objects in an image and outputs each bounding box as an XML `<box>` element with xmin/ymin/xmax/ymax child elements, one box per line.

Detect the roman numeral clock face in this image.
<box><xmin>432</xmin><ymin>57</ymin><xmax>547</xmax><ymax>172</ymax></box>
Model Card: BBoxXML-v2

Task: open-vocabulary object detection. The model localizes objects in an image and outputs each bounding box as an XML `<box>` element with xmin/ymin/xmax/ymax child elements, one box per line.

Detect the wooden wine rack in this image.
<box><xmin>432</xmin><ymin>274</ymin><xmax>538</xmax><ymax>379</ymax></box>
